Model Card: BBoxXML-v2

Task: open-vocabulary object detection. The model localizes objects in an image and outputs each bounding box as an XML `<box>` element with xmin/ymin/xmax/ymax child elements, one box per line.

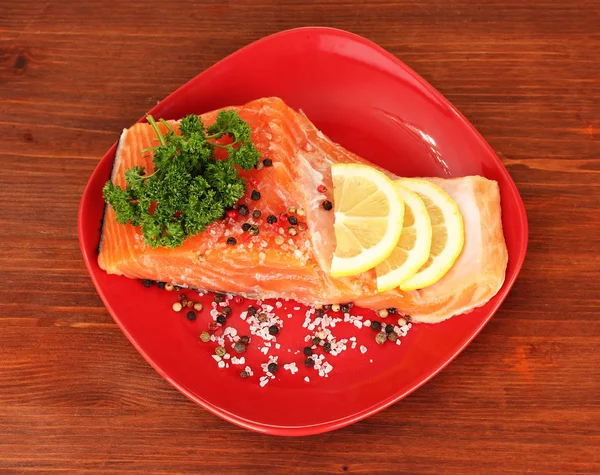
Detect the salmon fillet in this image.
<box><xmin>98</xmin><ymin>97</ymin><xmax>508</xmax><ymax>323</ymax></box>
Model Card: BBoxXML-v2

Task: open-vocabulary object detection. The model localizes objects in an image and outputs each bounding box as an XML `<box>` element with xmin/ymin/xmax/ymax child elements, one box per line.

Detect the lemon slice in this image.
<box><xmin>397</xmin><ymin>178</ymin><xmax>464</xmax><ymax>291</ymax></box>
<box><xmin>330</xmin><ymin>164</ymin><xmax>404</xmax><ymax>278</ymax></box>
<box><xmin>375</xmin><ymin>183</ymin><xmax>432</xmax><ymax>292</ymax></box>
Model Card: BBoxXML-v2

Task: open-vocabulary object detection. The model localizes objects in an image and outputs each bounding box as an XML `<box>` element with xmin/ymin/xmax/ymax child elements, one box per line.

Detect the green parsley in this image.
<box><xmin>103</xmin><ymin>110</ymin><xmax>261</xmax><ymax>248</ymax></box>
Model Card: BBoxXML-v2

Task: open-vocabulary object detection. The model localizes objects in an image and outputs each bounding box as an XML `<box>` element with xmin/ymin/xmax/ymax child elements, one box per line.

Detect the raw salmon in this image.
<box><xmin>98</xmin><ymin>97</ymin><xmax>508</xmax><ymax>323</ymax></box>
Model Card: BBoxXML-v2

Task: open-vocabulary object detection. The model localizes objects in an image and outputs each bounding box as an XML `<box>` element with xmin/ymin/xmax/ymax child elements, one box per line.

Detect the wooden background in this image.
<box><xmin>1</xmin><ymin>0</ymin><xmax>599</xmax><ymax>473</ymax></box>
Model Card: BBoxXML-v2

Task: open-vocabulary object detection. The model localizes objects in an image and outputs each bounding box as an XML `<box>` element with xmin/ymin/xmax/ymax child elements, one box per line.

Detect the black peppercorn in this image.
<box><xmin>267</xmin><ymin>362</ymin><xmax>278</xmax><ymax>373</ymax></box>
<box><xmin>387</xmin><ymin>307</ymin><xmax>397</xmax><ymax>314</ymax></box>
<box><xmin>268</xmin><ymin>325</ymin><xmax>279</xmax><ymax>336</ymax></box>
<box><xmin>249</xmin><ymin>224</ymin><xmax>260</xmax><ymax>235</ymax></box>
<box><xmin>251</xmin><ymin>190</ymin><xmax>261</xmax><ymax>201</ymax></box>
<box><xmin>252</xmin><ymin>209</ymin><xmax>261</xmax><ymax>219</ymax></box>
<box><xmin>238</xmin><ymin>204</ymin><xmax>249</xmax><ymax>216</ymax></box>
<box><xmin>312</xmin><ymin>336</ymin><xmax>321</xmax><ymax>346</ymax></box>
<box><xmin>385</xmin><ymin>324</ymin><xmax>395</xmax><ymax>333</ymax></box>
<box><xmin>322</xmin><ymin>200</ymin><xmax>333</xmax><ymax>210</ymax></box>
<box><xmin>371</xmin><ymin>320</ymin><xmax>382</xmax><ymax>331</ymax></box>
<box><xmin>266</xmin><ymin>215</ymin><xmax>277</xmax><ymax>224</ymax></box>
<box><xmin>341</xmin><ymin>304</ymin><xmax>350</xmax><ymax>313</ymax></box>
<box><xmin>323</xmin><ymin>342</ymin><xmax>332</xmax><ymax>352</ymax></box>
<box><xmin>214</xmin><ymin>293</ymin><xmax>225</xmax><ymax>303</ymax></box>
<box><xmin>242</xmin><ymin>223</ymin><xmax>251</xmax><ymax>232</ymax></box>
<box><xmin>240</xmin><ymin>335</ymin><xmax>250</xmax><ymax>344</ymax></box>
<box><xmin>226</xmin><ymin>237</ymin><xmax>237</xmax><ymax>246</ymax></box>
<box><xmin>303</xmin><ymin>347</ymin><xmax>313</xmax><ymax>356</ymax></box>
<box><xmin>316</xmin><ymin>309</ymin><xmax>325</xmax><ymax>318</ymax></box>
<box><xmin>304</xmin><ymin>357</ymin><xmax>315</xmax><ymax>367</ymax></box>
<box><xmin>157</xmin><ymin>281</ymin><xmax>166</xmax><ymax>289</ymax></box>
<box><xmin>233</xmin><ymin>341</ymin><xmax>246</xmax><ymax>354</ymax></box>
<box><xmin>216</xmin><ymin>315</ymin><xmax>226</xmax><ymax>325</ymax></box>
<box><xmin>247</xmin><ymin>306</ymin><xmax>257</xmax><ymax>316</ymax></box>
<box><xmin>263</xmin><ymin>158</ymin><xmax>273</xmax><ymax>167</ymax></box>
<box><xmin>222</xmin><ymin>306</ymin><xmax>232</xmax><ymax>316</ymax></box>
<box><xmin>240</xmin><ymin>370</ymin><xmax>249</xmax><ymax>379</ymax></box>
<box><xmin>142</xmin><ymin>279</ymin><xmax>153</xmax><ymax>288</ymax></box>
<box><xmin>288</xmin><ymin>215</ymin><xmax>298</xmax><ymax>225</ymax></box>
<box><xmin>186</xmin><ymin>311</ymin><xmax>196</xmax><ymax>321</ymax></box>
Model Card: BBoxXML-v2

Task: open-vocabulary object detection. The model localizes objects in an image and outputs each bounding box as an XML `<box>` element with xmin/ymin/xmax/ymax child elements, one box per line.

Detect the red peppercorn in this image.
<box><xmin>250</xmin><ymin>178</ymin><xmax>259</xmax><ymax>187</ymax></box>
<box><xmin>234</xmin><ymin>295</ymin><xmax>244</xmax><ymax>304</ymax></box>
<box><xmin>208</xmin><ymin>322</ymin><xmax>219</xmax><ymax>333</ymax></box>
<box><xmin>317</xmin><ymin>184</ymin><xmax>327</xmax><ymax>193</ymax></box>
<box><xmin>213</xmin><ymin>326</ymin><xmax>224</xmax><ymax>337</ymax></box>
<box><xmin>279</xmin><ymin>213</ymin><xmax>288</xmax><ymax>222</ymax></box>
<box><xmin>226</xmin><ymin>209</ymin><xmax>237</xmax><ymax>219</ymax></box>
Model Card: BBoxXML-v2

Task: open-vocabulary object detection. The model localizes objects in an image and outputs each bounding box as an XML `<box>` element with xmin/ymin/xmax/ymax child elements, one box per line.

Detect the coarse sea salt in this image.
<box><xmin>360</xmin><ymin>345</ymin><xmax>368</xmax><ymax>354</ymax></box>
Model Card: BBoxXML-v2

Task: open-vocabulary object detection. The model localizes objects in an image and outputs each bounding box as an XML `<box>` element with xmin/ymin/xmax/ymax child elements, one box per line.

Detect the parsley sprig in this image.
<box><xmin>103</xmin><ymin>110</ymin><xmax>261</xmax><ymax>248</ymax></box>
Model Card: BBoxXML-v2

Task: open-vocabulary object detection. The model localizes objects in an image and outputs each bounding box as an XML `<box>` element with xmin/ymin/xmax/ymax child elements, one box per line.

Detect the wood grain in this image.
<box><xmin>1</xmin><ymin>0</ymin><xmax>599</xmax><ymax>473</ymax></box>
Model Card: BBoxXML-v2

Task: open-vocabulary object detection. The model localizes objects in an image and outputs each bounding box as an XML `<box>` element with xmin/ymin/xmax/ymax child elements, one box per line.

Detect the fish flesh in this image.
<box><xmin>98</xmin><ymin>97</ymin><xmax>508</xmax><ymax>323</ymax></box>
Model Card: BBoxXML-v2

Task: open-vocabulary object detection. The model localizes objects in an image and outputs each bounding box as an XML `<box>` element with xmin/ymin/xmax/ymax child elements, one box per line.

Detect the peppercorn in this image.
<box><xmin>322</xmin><ymin>200</ymin><xmax>333</xmax><ymax>210</ymax></box>
<box><xmin>157</xmin><ymin>281</ymin><xmax>166</xmax><ymax>289</ymax></box>
<box><xmin>215</xmin><ymin>346</ymin><xmax>226</xmax><ymax>357</ymax></box>
<box><xmin>186</xmin><ymin>300</ymin><xmax>194</xmax><ymax>308</ymax></box>
<box><xmin>397</xmin><ymin>317</ymin><xmax>407</xmax><ymax>327</ymax></box>
<box><xmin>222</xmin><ymin>306</ymin><xmax>232</xmax><ymax>316</ymax></box>
<box><xmin>238</xmin><ymin>204</ymin><xmax>249</xmax><ymax>216</ymax></box>
<box><xmin>303</xmin><ymin>347</ymin><xmax>313</xmax><ymax>356</ymax></box>
<box><xmin>297</xmin><ymin>208</ymin><xmax>305</xmax><ymax>216</ymax></box>
<box><xmin>226</xmin><ymin>237</ymin><xmax>237</xmax><ymax>246</ymax></box>
<box><xmin>314</xmin><ymin>304</ymin><xmax>323</xmax><ymax>310</ymax></box>
<box><xmin>200</xmin><ymin>332</ymin><xmax>211</xmax><ymax>342</ymax></box>
<box><xmin>371</xmin><ymin>320</ymin><xmax>382</xmax><ymax>331</ymax></box>
<box><xmin>240</xmin><ymin>335</ymin><xmax>250</xmax><ymax>344</ymax></box>
<box><xmin>304</xmin><ymin>357</ymin><xmax>315</xmax><ymax>367</ymax></box>
<box><xmin>186</xmin><ymin>311</ymin><xmax>196</xmax><ymax>321</ymax></box>
<box><xmin>331</xmin><ymin>304</ymin><xmax>341</xmax><ymax>312</ymax></box>
<box><xmin>178</xmin><ymin>293</ymin><xmax>187</xmax><ymax>302</ymax></box>
<box><xmin>297</xmin><ymin>222</ymin><xmax>307</xmax><ymax>232</ymax></box>
<box><xmin>174</xmin><ymin>285</ymin><xmax>182</xmax><ymax>291</ymax></box>
<box><xmin>376</xmin><ymin>331</ymin><xmax>387</xmax><ymax>345</ymax></box>
<box><xmin>233</xmin><ymin>341</ymin><xmax>247</xmax><ymax>354</ymax></box>
<box><xmin>194</xmin><ymin>302</ymin><xmax>203</xmax><ymax>311</ymax></box>
<box><xmin>317</xmin><ymin>184</ymin><xmax>327</xmax><ymax>193</ymax></box>
<box><xmin>142</xmin><ymin>279</ymin><xmax>153</xmax><ymax>288</ymax></box>
<box><xmin>347</xmin><ymin>302</ymin><xmax>354</xmax><ymax>309</ymax></box>
<box><xmin>240</xmin><ymin>370</ymin><xmax>249</xmax><ymax>379</ymax></box>
<box><xmin>341</xmin><ymin>304</ymin><xmax>350</xmax><ymax>313</ymax></box>
<box><xmin>258</xmin><ymin>313</ymin><xmax>267</xmax><ymax>323</ymax></box>
<box><xmin>388</xmin><ymin>307</ymin><xmax>397</xmax><ymax>314</ymax></box>
<box><xmin>214</xmin><ymin>293</ymin><xmax>226</xmax><ymax>303</ymax></box>
<box><xmin>255</xmin><ymin>161</ymin><xmax>264</xmax><ymax>170</ymax></box>
<box><xmin>288</xmin><ymin>206</ymin><xmax>297</xmax><ymax>214</ymax></box>
<box><xmin>378</xmin><ymin>308</ymin><xmax>389</xmax><ymax>319</ymax></box>
<box><xmin>208</xmin><ymin>321</ymin><xmax>219</xmax><ymax>332</ymax></box>
<box><xmin>387</xmin><ymin>331</ymin><xmax>398</xmax><ymax>342</ymax></box>
<box><xmin>242</xmin><ymin>223</ymin><xmax>251</xmax><ymax>232</ymax></box>
<box><xmin>252</xmin><ymin>209</ymin><xmax>261</xmax><ymax>219</ymax></box>
<box><xmin>266</xmin><ymin>214</ymin><xmax>277</xmax><ymax>224</ymax></box>
<box><xmin>267</xmin><ymin>362</ymin><xmax>278</xmax><ymax>373</ymax></box>
<box><xmin>385</xmin><ymin>324</ymin><xmax>394</xmax><ymax>333</ymax></box>
<box><xmin>405</xmin><ymin>314</ymin><xmax>412</xmax><ymax>322</ymax></box>
<box><xmin>312</xmin><ymin>336</ymin><xmax>321</xmax><ymax>346</ymax></box>
<box><xmin>317</xmin><ymin>330</ymin><xmax>327</xmax><ymax>340</ymax></box>
<box><xmin>323</xmin><ymin>342</ymin><xmax>332</xmax><ymax>352</ymax></box>
<box><xmin>315</xmin><ymin>309</ymin><xmax>325</xmax><ymax>318</ymax></box>
<box><xmin>172</xmin><ymin>302</ymin><xmax>183</xmax><ymax>312</ymax></box>
<box><xmin>251</xmin><ymin>190</ymin><xmax>261</xmax><ymax>201</ymax></box>
<box><xmin>247</xmin><ymin>305</ymin><xmax>257</xmax><ymax>316</ymax></box>
<box><xmin>288</xmin><ymin>226</ymin><xmax>297</xmax><ymax>236</ymax></box>
<box><xmin>216</xmin><ymin>315</ymin><xmax>226</xmax><ymax>325</ymax></box>
<box><xmin>323</xmin><ymin>304</ymin><xmax>332</xmax><ymax>311</ymax></box>
<box><xmin>279</xmin><ymin>213</ymin><xmax>288</xmax><ymax>222</ymax></box>
<box><xmin>268</xmin><ymin>325</ymin><xmax>279</xmax><ymax>335</ymax></box>
<box><xmin>288</xmin><ymin>215</ymin><xmax>298</xmax><ymax>225</ymax></box>
<box><xmin>233</xmin><ymin>295</ymin><xmax>244</xmax><ymax>304</ymax></box>
<box><xmin>275</xmin><ymin>235</ymin><xmax>284</xmax><ymax>245</ymax></box>
<box><xmin>263</xmin><ymin>158</ymin><xmax>273</xmax><ymax>167</ymax></box>
<box><xmin>249</xmin><ymin>224</ymin><xmax>260</xmax><ymax>235</ymax></box>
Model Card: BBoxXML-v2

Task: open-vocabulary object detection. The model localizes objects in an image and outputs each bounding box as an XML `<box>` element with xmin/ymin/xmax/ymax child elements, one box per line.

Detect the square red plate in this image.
<box><xmin>78</xmin><ymin>27</ymin><xmax>528</xmax><ymax>436</ymax></box>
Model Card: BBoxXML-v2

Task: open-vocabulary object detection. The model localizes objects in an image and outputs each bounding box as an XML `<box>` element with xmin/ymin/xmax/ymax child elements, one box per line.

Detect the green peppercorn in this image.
<box><xmin>215</xmin><ymin>346</ymin><xmax>226</xmax><ymax>357</ymax></box>
<box><xmin>200</xmin><ymin>332</ymin><xmax>211</xmax><ymax>342</ymax></box>
<box><xmin>376</xmin><ymin>332</ymin><xmax>387</xmax><ymax>345</ymax></box>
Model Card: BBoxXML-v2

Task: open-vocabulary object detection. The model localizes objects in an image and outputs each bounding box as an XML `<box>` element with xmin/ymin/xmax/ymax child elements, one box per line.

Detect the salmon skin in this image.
<box><xmin>98</xmin><ymin>97</ymin><xmax>508</xmax><ymax>323</ymax></box>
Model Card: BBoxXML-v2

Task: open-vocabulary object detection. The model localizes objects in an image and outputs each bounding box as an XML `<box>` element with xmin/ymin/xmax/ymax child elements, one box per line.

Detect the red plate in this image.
<box><xmin>78</xmin><ymin>27</ymin><xmax>528</xmax><ymax>436</ymax></box>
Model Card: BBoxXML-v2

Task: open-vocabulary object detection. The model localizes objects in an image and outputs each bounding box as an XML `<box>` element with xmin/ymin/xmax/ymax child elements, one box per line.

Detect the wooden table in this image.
<box><xmin>2</xmin><ymin>1</ymin><xmax>599</xmax><ymax>473</ymax></box>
